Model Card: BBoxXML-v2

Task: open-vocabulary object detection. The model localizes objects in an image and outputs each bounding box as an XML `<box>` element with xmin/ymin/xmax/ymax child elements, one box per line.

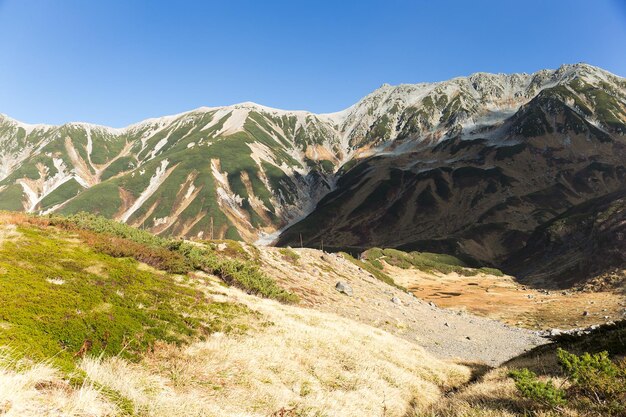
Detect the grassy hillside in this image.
<box><xmin>362</xmin><ymin>247</ymin><xmax>503</xmax><ymax>276</ymax></box>
<box><xmin>1</xmin><ymin>211</ymin><xmax>623</xmax><ymax>417</ymax></box>
<box><xmin>0</xmin><ymin>213</ymin><xmax>269</xmax><ymax>372</ymax></box>
<box><xmin>0</xmin><ymin>211</ymin><xmax>476</xmax><ymax>417</ymax></box>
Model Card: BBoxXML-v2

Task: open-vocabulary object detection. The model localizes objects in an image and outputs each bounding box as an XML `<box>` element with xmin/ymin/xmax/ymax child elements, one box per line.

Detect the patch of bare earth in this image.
<box><xmin>388</xmin><ymin>264</ymin><xmax>626</xmax><ymax>331</ymax></box>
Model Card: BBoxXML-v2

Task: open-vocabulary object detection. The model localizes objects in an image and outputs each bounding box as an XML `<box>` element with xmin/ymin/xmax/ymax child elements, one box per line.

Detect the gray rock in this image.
<box><xmin>335</xmin><ymin>281</ymin><xmax>353</xmax><ymax>296</ymax></box>
<box><xmin>549</xmin><ymin>328</ymin><xmax>563</xmax><ymax>336</ymax></box>
<box><xmin>391</xmin><ymin>296</ymin><xmax>401</xmax><ymax>305</ymax></box>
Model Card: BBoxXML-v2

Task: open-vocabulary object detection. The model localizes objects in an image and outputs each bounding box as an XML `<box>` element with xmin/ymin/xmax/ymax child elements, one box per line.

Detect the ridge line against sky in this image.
<box><xmin>1</xmin><ymin>0</ymin><xmax>625</xmax><ymax>128</ymax></box>
<box><xmin>1</xmin><ymin>63</ymin><xmax>623</xmax><ymax>131</ymax></box>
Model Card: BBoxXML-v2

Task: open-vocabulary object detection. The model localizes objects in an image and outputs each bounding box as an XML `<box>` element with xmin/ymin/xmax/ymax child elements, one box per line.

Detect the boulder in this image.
<box><xmin>335</xmin><ymin>281</ymin><xmax>353</xmax><ymax>296</ymax></box>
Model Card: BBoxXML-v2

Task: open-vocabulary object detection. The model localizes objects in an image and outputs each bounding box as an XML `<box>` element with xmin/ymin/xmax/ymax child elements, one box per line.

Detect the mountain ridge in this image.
<box><xmin>1</xmin><ymin>63</ymin><xmax>625</xmax><ymax>274</ymax></box>
<box><xmin>1</xmin><ymin>62</ymin><xmax>615</xmax><ymax>131</ymax></box>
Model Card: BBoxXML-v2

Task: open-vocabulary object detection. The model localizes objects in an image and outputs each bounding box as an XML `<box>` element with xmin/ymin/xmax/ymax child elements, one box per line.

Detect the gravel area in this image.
<box><xmin>256</xmin><ymin>247</ymin><xmax>548</xmax><ymax>365</ymax></box>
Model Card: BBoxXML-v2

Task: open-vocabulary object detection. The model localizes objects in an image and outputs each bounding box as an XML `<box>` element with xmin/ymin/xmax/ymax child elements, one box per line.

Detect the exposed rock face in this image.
<box><xmin>278</xmin><ymin>64</ymin><xmax>626</xmax><ymax>275</ymax></box>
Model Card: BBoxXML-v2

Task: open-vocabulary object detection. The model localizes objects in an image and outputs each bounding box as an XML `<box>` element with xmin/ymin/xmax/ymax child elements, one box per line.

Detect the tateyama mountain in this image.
<box><xmin>1</xmin><ymin>63</ymin><xmax>625</xmax><ymax>275</ymax></box>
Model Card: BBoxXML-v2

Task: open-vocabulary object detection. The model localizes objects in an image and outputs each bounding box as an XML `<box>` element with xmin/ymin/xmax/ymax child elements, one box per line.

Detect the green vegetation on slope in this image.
<box><xmin>362</xmin><ymin>247</ymin><xmax>503</xmax><ymax>276</ymax></box>
<box><xmin>51</xmin><ymin>212</ymin><xmax>298</xmax><ymax>303</ymax></box>
<box><xmin>0</xmin><ymin>221</ymin><xmax>255</xmax><ymax>372</ymax></box>
<box><xmin>339</xmin><ymin>252</ymin><xmax>405</xmax><ymax>291</ymax></box>
<box><xmin>278</xmin><ymin>247</ymin><xmax>300</xmax><ymax>264</ymax></box>
<box><xmin>511</xmin><ymin>347</ymin><xmax>626</xmax><ymax>416</ymax></box>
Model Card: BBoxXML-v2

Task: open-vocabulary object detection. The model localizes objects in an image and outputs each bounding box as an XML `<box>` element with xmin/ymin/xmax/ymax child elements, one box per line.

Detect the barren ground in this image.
<box><xmin>388</xmin><ymin>264</ymin><xmax>626</xmax><ymax>330</ymax></box>
<box><xmin>256</xmin><ymin>247</ymin><xmax>546</xmax><ymax>365</ymax></box>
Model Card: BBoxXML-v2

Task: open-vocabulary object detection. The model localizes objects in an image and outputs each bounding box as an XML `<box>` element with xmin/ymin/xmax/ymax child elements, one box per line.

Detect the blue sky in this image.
<box><xmin>1</xmin><ymin>0</ymin><xmax>625</xmax><ymax>127</ymax></box>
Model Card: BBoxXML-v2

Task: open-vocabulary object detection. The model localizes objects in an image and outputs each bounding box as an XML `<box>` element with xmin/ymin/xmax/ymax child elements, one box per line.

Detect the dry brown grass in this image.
<box><xmin>1</xmin><ymin>272</ymin><xmax>472</xmax><ymax>416</ymax></box>
<box><xmin>80</xmin><ymin>282</ymin><xmax>471</xmax><ymax>416</ymax></box>
<box><xmin>0</xmin><ymin>351</ymin><xmax>115</xmax><ymax>417</ymax></box>
<box><xmin>390</xmin><ymin>263</ymin><xmax>626</xmax><ymax>330</ymax></box>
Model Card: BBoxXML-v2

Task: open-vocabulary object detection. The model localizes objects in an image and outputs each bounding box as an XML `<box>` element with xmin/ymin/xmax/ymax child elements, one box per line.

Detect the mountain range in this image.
<box><xmin>1</xmin><ymin>63</ymin><xmax>625</xmax><ymax>279</ymax></box>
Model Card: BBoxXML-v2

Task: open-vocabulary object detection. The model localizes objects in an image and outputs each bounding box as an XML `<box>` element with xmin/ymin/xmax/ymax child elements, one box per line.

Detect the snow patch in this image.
<box><xmin>184</xmin><ymin>183</ymin><xmax>195</xmax><ymax>200</ymax></box>
<box><xmin>215</xmin><ymin>108</ymin><xmax>250</xmax><ymax>137</ymax></box>
<box><xmin>120</xmin><ymin>159</ymin><xmax>171</xmax><ymax>223</ymax></box>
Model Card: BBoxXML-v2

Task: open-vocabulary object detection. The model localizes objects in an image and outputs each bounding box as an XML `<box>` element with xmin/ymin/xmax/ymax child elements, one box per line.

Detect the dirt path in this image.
<box><xmin>257</xmin><ymin>247</ymin><xmax>547</xmax><ymax>366</ymax></box>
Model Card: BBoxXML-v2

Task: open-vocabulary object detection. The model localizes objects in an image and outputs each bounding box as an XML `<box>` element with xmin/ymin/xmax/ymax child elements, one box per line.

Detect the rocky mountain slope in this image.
<box><xmin>278</xmin><ymin>64</ymin><xmax>626</xmax><ymax>269</ymax></box>
<box><xmin>505</xmin><ymin>189</ymin><xmax>626</xmax><ymax>288</ymax></box>
<box><xmin>255</xmin><ymin>246</ymin><xmax>545</xmax><ymax>364</ymax></box>
<box><xmin>0</xmin><ymin>104</ymin><xmax>342</xmax><ymax>242</ymax></box>
<box><xmin>1</xmin><ymin>64</ymin><xmax>625</xmax><ymax>273</ymax></box>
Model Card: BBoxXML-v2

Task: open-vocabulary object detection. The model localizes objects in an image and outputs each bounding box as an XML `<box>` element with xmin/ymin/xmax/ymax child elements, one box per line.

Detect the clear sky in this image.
<box><xmin>1</xmin><ymin>0</ymin><xmax>625</xmax><ymax>127</ymax></box>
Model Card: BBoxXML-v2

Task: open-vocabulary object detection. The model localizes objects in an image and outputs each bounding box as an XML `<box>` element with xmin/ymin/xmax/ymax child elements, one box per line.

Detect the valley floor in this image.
<box><xmin>390</xmin><ymin>265</ymin><xmax>626</xmax><ymax>330</ymax></box>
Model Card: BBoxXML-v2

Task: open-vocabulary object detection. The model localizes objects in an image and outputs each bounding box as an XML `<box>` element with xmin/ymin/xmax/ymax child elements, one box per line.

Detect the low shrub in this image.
<box><xmin>207</xmin><ymin>239</ymin><xmax>251</xmax><ymax>261</ymax></box>
<box><xmin>80</xmin><ymin>231</ymin><xmax>192</xmax><ymax>274</ymax></box>
<box><xmin>363</xmin><ymin>247</ymin><xmax>474</xmax><ymax>275</ymax></box>
<box><xmin>478</xmin><ymin>267</ymin><xmax>504</xmax><ymax>276</ymax></box>
<box><xmin>369</xmin><ymin>259</ymin><xmax>384</xmax><ymax>270</ymax></box>
<box><xmin>510</xmin><ymin>348</ymin><xmax>626</xmax><ymax>416</ymax></box>
<box><xmin>0</xmin><ymin>227</ymin><xmax>214</xmax><ymax>372</ymax></box>
<box><xmin>340</xmin><ymin>252</ymin><xmax>405</xmax><ymax>291</ymax></box>
<box><xmin>509</xmin><ymin>368</ymin><xmax>566</xmax><ymax>409</ymax></box>
<box><xmin>47</xmin><ymin>213</ymin><xmax>298</xmax><ymax>303</ymax></box>
<box><xmin>557</xmin><ymin>348</ymin><xmax>626</xmax><ymax>415</ymax></box>
<box><xmin>278</xmin><ymin>247</ymin><xmax>300</xmax><ymax>264</ymax></box>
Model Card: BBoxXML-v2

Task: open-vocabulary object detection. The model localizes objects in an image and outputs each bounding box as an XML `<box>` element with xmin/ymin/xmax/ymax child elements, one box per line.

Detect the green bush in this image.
<box><xmin>278</xmin><ymin>247</ymin><xmax>300</xmax><ymax>264</ymax></box>
<box><xmin>510</xmin><ymin>349</ymin><xmax>626</xmax><ymax>415</ymax></box>
<box><xmin>363</xmin><ymin>247</ymin><xmax>474</xmax><ymax>275</ymax></box>
<box><xmin>207</xmin><ymin>239</ymin><xmax>251</xmax><ymax>261</ymax></box>
<box><xmin>366</xmin><ymin>247</ymin><xmax>384</xmax><ymax>261</ymax></box>
<box><xmin>48</xmin><ymin>213</ymin><xmax>298</xmax><ymax>303</ymax></box>
<box><xmin>478</xmin><ymin>267</ymin><xmax>504</xmax><ymax>276</ymax></box>
<box><xmin>557</xmin><ymin>348</ymin><xmax>626</xmax><ymax>415</ymax></box>
<box><xmin>509</xmin><ymin>368</ymin><xmax>566</xmax><ymax>408</ymax></box>
<box><xmin>340</xmin><ymin>252</ymin><xmax>405</xmax><ymax>291</ymax></box>
<box><xmin>369</xmin><ymin>259</ymin><xmax>384</xmax><ymax>270</ymax></box>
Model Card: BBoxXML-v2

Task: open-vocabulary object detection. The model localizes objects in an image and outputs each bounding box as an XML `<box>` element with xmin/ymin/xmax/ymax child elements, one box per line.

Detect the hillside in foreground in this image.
<box><xmin>0</xmin><ymin>212</ymin><xmax>624</xmax><ymax>416</ymax></box>
<box><xmin>0</xmin><ymin>212</ymin><xmax>489</xmax><ymax>416</ymax></box>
